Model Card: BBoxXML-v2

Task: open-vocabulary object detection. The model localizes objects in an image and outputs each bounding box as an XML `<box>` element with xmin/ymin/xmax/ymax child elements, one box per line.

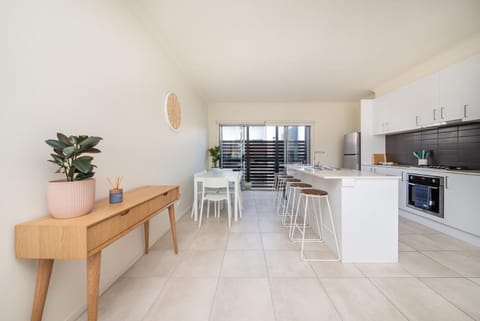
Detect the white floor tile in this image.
<box><xmin>354</xmin><ymin>263</ymin><xmax>412</xmax><ymax>278</ymax></box>
<box><xmin>143</xmin><ymin>277</ymin><xmax>218</xmax><ymax>321</ymax></box>
<box><xmin>420</xmin><ymin>278</ymin><xmax>480</xmax><ymax>321</ymax></box>
<box><xmin>310</xmin><ymin>261</ymin><xmax>364</xmax><ymax>278</ymax></box>
<box><xmin>320</xmin><ymin>278</ymin><xmax>407</xmax><ymax>321</ymax></box>
<box><xmin>398</xmin><ymin>252</ymin><xmax>460</xmax><ymax>277</ymax></box>
<box><xmin>371</xmin><ymin>277</ymin><xmax>473</xmax><ymax>321</ymax></box>
<box><xmin>75</xmin><ymin>277</ymin><xmax>167</xmax><ymax>321</ymax></box>
<box><xmin>189</xmin><ymin>232</ymin><xmax>228</xmax><ymax>250</ymax></box>
<box><xmin>173</xmin><ymin>250</ymin><xmax>224</xmax><ymax>277</ymax></box>
<box><xmin>210</xmin><ymin>278</ymin><xmax>275</xmax><ymax>321</ymax></box>
<box><xmin>262</xmin><ymin>232</ymin><xmax>298</xmax><ymax>250</ymax></box>
<box><xmin>124</xmin><ymin>250</ymin><xmax>181</xmax><ymax>278</ymax></box>
<box><xmin>221</xmin><ymin>250</ymin><xmax>267</xmax><ymax>278</ymax></box>
<box><xmin>264</xmin><ymin>250</ymin><xmax>315</xmax><ymax>277</ymax></box>
<box><xmin>421</xmin><ymin>251</ymin><xmax>480</xmax><ymax>277</ymax></box>
<box><xmin>270</xmin><ymin>277</ymin><xmax>341</xmax><ymax>321</ymax></box>
<box><xmin>227</xmin><ymin>233</ymin><xmax>263</xmax><ymax>250</ymax></box>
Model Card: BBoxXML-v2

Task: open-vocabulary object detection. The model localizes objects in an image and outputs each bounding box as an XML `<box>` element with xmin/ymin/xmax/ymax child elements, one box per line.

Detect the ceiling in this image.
<box><xmin>129</xmin><ymin>0</ymin><xmax>480</xmax><ymax>102</ymax></box>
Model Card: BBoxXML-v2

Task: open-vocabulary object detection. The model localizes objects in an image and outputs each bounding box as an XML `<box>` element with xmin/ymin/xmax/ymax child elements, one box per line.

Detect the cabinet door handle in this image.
<box><xmin>401</xmin><ymin>171</ymin><xmax>404</xmax><ymax>181</ymax></box>
<box><xmin>445</xmin><ymin>176</ymin><xmax>448</xmax><ymax>189</ymax></box>
<box><xmin>433</xmin><ymin>109</ymin><xmax>436</xmax><ymax>120</ymax></box>
<box><xmin>440</xmin><ymin>107</ymin><xmax>445</xmax><ymax>119</ymax></box>
<box><xmin>464</xmin><ymin>104</ymin><xmax>468</xmax><ymax>118</ymax></box>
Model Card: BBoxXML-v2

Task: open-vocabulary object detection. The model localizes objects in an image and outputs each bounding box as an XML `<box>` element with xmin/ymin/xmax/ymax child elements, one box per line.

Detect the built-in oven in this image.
<box><xmin>407</xmin><ymin>173</ymin><xmax>444</xmax><ymax>219</ymax></box>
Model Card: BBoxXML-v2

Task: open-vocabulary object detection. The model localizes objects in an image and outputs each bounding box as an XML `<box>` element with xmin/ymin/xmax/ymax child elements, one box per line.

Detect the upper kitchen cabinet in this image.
<box><xmin>461</xmin><ymin>54</ymin><xmax>480</xmax><ymax>121</ymax></box>
<box><xmin>372</xmin><ymin>54</ymin><xmax>480</xmax><ymax>134</ymax></box>
<box><xmin>373</xmin><ymin>85</ymin><xmax>417</xmax><ymax>135</ymax></box>
<box><xmin>437</xmin><ymin>61</ymin><xmax>464</xmax><ymax>122</ymax></box>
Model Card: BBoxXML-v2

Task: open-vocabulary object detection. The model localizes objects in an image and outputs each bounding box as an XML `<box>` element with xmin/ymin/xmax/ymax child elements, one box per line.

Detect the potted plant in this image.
<box><xmin>208</xmin><ymin>145</ymin><xmax>220</xmax><ymax>168</ymax></box>
<box><xmin>45</xmin><ymin>133</ymin><xmax>102</xmax><ymax>218</ymax></box>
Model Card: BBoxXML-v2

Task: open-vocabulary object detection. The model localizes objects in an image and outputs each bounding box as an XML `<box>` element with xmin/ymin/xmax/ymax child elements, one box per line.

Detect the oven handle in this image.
<box><xmin>408</xmin><ymin>182</ymin><xmax>439</xmax><ymax>190</ymax></box>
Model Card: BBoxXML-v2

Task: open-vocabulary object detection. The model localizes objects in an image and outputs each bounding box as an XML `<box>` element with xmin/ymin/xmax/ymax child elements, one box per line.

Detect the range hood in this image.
<box><xmin>420</xmin><ymin>118</ymin><xmax>463</xmax><ymax>129</ymax></box>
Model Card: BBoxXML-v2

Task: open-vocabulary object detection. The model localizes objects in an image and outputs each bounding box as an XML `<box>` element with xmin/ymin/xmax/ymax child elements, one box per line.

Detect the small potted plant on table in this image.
<box><xmin>208</xmin><ymin>146</ymin><xmax>221</xmax><ymax>169</ymax></box>
<box><xmin>45</xmin><ymin>133</ymin><xmax>102</xmax><ymax>218</ymax></box>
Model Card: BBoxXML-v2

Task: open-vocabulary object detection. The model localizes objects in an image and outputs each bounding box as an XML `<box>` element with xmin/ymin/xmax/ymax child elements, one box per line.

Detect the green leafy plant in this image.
<box><xmin>46</xmin><ymin>133</ymin><xmax>102</xmax><ymax>181</ymax></box>
<box><xmin>208</xmin><ymin>145</ymin><xmax>220</xmax><ymax>167</ymax></box>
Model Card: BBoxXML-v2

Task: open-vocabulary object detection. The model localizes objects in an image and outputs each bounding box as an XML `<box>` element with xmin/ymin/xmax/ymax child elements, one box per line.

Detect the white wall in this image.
<box><xmin>373</xmin><ymin>32</ymin><xmax>480</xmax><ymax>97</ymax></box>
<box><xmin>0</xmin><ymin>1</ymin><xmax>207</xmax><ymax>320</ymax></box>
<box><xmin>208</xmin><ymin>102</ymin><xmax>360</xmax><ymax>167</ymax></box>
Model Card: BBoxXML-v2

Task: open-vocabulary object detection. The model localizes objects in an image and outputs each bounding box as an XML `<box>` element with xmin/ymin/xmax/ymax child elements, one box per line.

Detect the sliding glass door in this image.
<box><xmin>219</xmin><ymin>125</ymin><xmax>310</xmax><ymax>189</ymax></box>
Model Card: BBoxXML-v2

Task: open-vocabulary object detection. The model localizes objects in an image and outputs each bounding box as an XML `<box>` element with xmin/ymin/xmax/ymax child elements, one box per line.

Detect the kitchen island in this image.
<box><xmin>287</xmin><ymin>165</ymin><xmax>401</xmax><ymax>263</ymax></box>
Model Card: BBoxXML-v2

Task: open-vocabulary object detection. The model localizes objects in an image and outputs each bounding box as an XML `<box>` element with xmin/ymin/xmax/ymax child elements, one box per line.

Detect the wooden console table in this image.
<box><xmin>15</xmin><ymin>185</ymin><xmax>180</xmax><ymax>321</ymax></box>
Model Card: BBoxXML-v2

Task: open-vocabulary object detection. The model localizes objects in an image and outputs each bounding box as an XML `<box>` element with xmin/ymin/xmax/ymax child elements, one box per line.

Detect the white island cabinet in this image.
<box><xmin>287</xmin><ymin>166</ymin><xmax>400</xmax><ymax>263</ymax></box>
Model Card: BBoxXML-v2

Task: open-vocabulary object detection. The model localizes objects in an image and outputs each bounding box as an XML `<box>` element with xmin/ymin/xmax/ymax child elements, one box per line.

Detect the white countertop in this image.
<box><xmin>363</xmin><ymin>164</ymin><xmax>480</xmax><ymax>177</ymax></box>
<box><xmin>288</xmin><ymin>165</ymin><xmax>401</xmax><ymax>180</ymax></box>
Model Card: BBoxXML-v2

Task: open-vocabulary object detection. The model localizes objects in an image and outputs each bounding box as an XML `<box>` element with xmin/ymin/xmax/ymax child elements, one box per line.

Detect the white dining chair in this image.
<box><xmin>198</xmin><ymin>176</ymin><xmax>231</xmax><ymax>228</ymax></box>
<box><xmin>190</xmin><ymin>170</ymin><xmax>207</xmax><ymax>219</ymax></box>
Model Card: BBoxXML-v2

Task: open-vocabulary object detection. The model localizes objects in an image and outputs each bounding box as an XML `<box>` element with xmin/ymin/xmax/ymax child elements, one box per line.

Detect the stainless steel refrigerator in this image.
<box><xmin>342</xmin><ymin>132</ymin><xmax>361</xmax><ymax>170</ymax></box>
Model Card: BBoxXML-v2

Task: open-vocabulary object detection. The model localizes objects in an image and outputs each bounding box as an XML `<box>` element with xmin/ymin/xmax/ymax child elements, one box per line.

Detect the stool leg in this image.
<box><xmin>326</xmin><ymin>197</ymin><xmax>341</xmax><ymax>260</ymax></box>
<box><xmin>290</xmin><ymin>194</ymin><xmax>303</xmax><ymax>240</ymax></box>
<box><xmin>285</xmin><ymin>187</ymin><xmax>297</xmax><ymax>227</ymax></box>
<box><xmin>310</xmin><ymin>197</ymin><xmax>323</xmax><ymax>241</ymax></box>
<box><xmin>282</xmin><ymin>184</ymin><xmax>292</xmax><ymax>224</ymax></box>
<box><xmin>300</xmin><ymin>197</ymin><xmax>309</xmax><ymax>260</ymax></box>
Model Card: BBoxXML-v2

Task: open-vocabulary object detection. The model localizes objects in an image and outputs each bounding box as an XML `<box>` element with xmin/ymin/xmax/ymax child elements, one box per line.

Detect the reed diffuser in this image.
<box><xmin>108</xmin><ymin>176</ymin><xmax>123</xmax><ymax>204</ymax></box>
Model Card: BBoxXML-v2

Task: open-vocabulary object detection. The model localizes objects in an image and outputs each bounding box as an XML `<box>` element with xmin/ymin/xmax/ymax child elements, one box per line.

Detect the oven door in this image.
<box><xmin>407</xmin><ymin>175</ymin><xmax>444</xmax><ymax>219</ymax></box>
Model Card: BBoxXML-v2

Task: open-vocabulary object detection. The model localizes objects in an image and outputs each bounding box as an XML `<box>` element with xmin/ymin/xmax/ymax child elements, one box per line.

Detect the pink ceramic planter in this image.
<box><xmin>47</xmin><ymin>178</ymin><xmax>96</xmax><ymax>219</ymax></box>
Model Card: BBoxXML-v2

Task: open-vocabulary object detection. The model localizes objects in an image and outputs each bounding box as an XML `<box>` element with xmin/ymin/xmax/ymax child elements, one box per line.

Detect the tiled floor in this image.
<box><xmin>76</xmin><ymin>191</ymin><xmax>480</xmax><ymax>321</ymax></box>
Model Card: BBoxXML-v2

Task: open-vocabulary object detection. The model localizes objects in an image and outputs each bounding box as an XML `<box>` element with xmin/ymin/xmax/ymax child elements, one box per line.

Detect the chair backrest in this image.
<box><xmin>202</xmin><ymin>176</ymin><xmax>229</xmax><ymax>189</ymax></box>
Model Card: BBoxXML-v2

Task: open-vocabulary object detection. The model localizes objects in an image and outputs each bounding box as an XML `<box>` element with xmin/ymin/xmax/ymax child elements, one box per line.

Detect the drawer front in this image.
<box><xmin>87</xmin><ymin>201</ymin><xmax>149</xmax><ymax>253</ymax></box>
<box><xmin>149</xmin><ymin>188</ymin><xmax>179</xmax><ymax>213</ymax></box>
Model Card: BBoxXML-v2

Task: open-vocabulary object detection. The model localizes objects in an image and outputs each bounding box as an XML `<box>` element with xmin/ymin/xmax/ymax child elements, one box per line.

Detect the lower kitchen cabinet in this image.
<box><xmin>444</xmin><ymin>173</ymin><xmax>480</xmax><ymax>236</ymax></box>
<box><xmin>373</xmin><ymin>166</ymin><xmax>407</xmax><ymax>211</ymax></box>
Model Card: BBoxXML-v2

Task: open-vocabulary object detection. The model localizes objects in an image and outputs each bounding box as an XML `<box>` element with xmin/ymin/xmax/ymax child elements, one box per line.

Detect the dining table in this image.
<box><xmin>192</xmin><ymin>170</ymin><xmax>242</xmax><ymax>222</ymax></box>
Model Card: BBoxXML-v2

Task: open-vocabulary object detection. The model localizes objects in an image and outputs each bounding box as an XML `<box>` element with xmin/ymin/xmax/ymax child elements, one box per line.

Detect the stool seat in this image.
<box><xmin>301</xmin><ymin>188</ymin><xmax>328</xmax><ymax>196</ymax></box>
<box><xmin>290</xmin><ymin>183</ymin><xmax>312</xmax><ymax>188</ymax></box>
<box><xmin>284</xmin><ymin>178</ymin><xmax>301</xmax><ymax>183</ymax></box>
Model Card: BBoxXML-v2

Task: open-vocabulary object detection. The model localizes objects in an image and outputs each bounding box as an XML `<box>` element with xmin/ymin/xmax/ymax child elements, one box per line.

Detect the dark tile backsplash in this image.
<box><xmin>385</xmin><ymin>122</ymin><xmax>480</xmax><ymax>169</ymax></box>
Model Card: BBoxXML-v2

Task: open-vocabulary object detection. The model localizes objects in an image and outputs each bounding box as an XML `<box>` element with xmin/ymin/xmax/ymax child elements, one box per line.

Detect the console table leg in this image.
<box><xmin>87</xmin><ymin>252</ymin><xmax>101</xmax><ymax>321</ymax></box>
<box><xmin>168</xmin><ymin>205</ymin><xmax>178</xmax><ymax>254</ymax></box>
<box><xmin>144</xmin><ymin>221</ymin><xmax>150</xmax><ymax>254</ymax></box>
<box><xmin>31</xmin><ymin>259</ymin><xmax>54</xmax><ymax>321</ymax></box>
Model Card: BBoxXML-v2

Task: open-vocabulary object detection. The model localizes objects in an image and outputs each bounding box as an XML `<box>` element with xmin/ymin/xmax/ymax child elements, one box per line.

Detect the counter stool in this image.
<box><xmin>275</xmin><ymin>175</ymin><xmax>293</xmax><ymax>204</ymax></box>
<box><xmin>290</xmin><ymin>188</ymin><xmax>340</xmax><ymax>261</ymax></box>
<box><xmin>272</xmin><ymin>172</ymin><xmax>287</xmax><ymax>192</ymax></box>
<box><xmin>277</xmin><ymin>178</ymin><xmax>301</xmax><ymax>216</ymax></box>
<box><xmin>282</xmin><ymin>182</ymin><xmax>312</xmax><ymax>227</ymax></box>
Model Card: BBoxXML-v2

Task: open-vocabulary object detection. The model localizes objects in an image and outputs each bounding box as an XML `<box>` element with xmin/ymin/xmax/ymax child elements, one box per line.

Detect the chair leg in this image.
<box><xmin>227</xmin><ymin>198</ymin><xmax>232</xmax><ymax>227</ymax></box>
<box><xmin>198</xmin><ymin>198</ymin><xmax>204</xmax><ymax>228</ymax></box>
<box><xmin>207</xmin><ymin>201</ymin><xmax>210</xmax><ymax>218</ymax></box>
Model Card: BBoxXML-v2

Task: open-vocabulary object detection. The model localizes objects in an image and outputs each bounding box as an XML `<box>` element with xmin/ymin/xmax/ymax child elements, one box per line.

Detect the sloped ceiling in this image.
<box><xmin>128</xmin><ymin>0</ymin><xmax>480</xmax><ymax>102</ymax></box>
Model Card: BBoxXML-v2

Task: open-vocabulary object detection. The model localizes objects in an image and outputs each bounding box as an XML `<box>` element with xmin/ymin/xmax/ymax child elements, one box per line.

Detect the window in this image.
<box><xmin>219</xmin><ymin>125</ymin><xmax>311</xmax><ymax>189</ymax></box>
